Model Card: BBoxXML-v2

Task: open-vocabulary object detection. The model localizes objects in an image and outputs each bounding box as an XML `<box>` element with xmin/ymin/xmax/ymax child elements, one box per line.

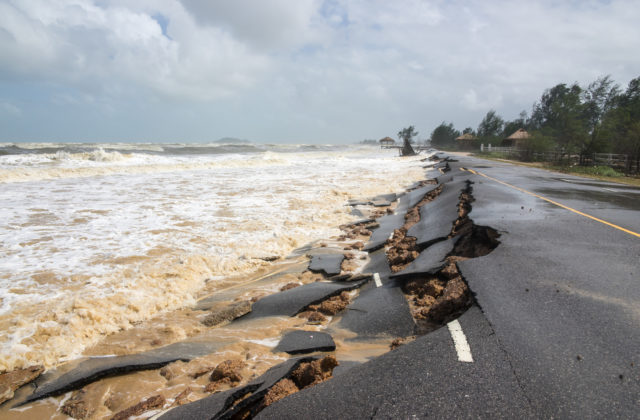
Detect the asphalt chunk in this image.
<box><xmin>407</xmin><ymin>180</ymin><xmax>468</xmax><ymax>247</ymax></box>
<box><xmin>158</xmin><ymin>385</ymin><xmax>258</xmax><ymax>420</ymax></box>
<box><xmin>243</xmin><ymin>280</ymin><xmax>369</xmax><ymax>319</ymax></box>
<box><xmin>0</xmin><ymin>365</ymin><xmax>44</xmax><ymax>405</ymax></box>
<box><xmin>274</xmin><ymin>330</ymin><xmax>336</xmax><ymax>355</ymax></box>
<box><xmin>160</xmin><ymin>357</ymin><xmax>318</xmax><ymax>420</ymax></box>
<box><xmin>364</xmin><ymin>213</ymin><xmax>406</xmax><ymax>252</ymax></box>
<box><xmin>390</xmin><ymin>237</ymin><xmax>459</xmax><ymax>279</ymax></box>
<box><xmin>308</xmin><ymin>254</ymin><xmax>345</xmax><ymax>277</ymax></box>
<box><xmin>360</xmin><ymin>249</ymin><xmax>392</xmax><ymax>282</ymax></box>
<box><xmin>337</xmin><ymin>284</ymin><xmax>416</xmax><ymax>339</ymax></box>
<box><xmin>396</xmin><ymin>184</ymin><xmax>440</xmax><ymax>215</ymax></box>
<box><xmin>201</xmin><ymin>300</ymin><xmax>252</xmax><ymax>327</ymax></box>
<box><xmin>257</xmin><ymin>307</ymin><xmax>534</xmax><ymax>419</ymax></box>
<box><xmin>19</xmin><ymin>342</ymin><xmax>218</xmax><ymax>405</ymax></box>
<box><xmin>373</xmin><ymin>193</ymin><xmax>398</xmax><ymax>203</ymax></box>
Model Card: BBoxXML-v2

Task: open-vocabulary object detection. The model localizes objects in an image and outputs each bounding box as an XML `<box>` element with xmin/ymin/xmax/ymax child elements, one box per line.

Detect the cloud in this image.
<box><xmin>0</xmin><ymin>0</ymin><xmax>271</xmax><ymax>100</ymax></box>
<box><xmin>180</xmin><ymin>0</ymin><xmax>320</xmax><ymax>50</ymax></box>
<box><xmin>0</xmin><ymin>0</ymin><xmax>639</xmax><ymax>142</ymax></box>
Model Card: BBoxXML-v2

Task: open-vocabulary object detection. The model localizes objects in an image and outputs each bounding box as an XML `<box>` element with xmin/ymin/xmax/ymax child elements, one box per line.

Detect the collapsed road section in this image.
<box><xmin>4</xmin><ymin>153</ymin><xmax>510</xmax><ymax>420</ymax></box>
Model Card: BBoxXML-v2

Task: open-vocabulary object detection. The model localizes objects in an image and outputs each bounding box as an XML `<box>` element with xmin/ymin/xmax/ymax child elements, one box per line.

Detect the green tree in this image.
<box><xmin>601</xmin><ymin>76</ymin><xmax>640</xmax><ymax>171</ymax></box>
<box><xmin>462</xmin><ymin>127</ymin><xmax>475</xmax><ymax>135</ymax></box>
<box><xmin>581</xmin><ymin>75</ymin><xmax>620</xmax><ymax>154</ymax></box>
<box><xmin>476</xmin><ymin>110</ymin><xmax>504</xmax><ymax>145</ymax></box>
<box><xmin>502</xmin><ymin>110</ymin><xmax>528</xmax><ymax>138</ymax></box>
<box><xmin>397</xmin><ymin>126</ymin><xmax>418</xmax><ymax>156</ymax></box>
<box><xmin>519</xmin><ymin>132</ymin><xmax>555</xmax><ymax>162</ymax></box>
<box><xmin>530</xmin><ymin>83</ymin><xmax>586</xmax><ymax>153</ymax></box>
<box><xmin>430</xmin><ymin>122</ymin><xmax>460</xmax><ymax>149</ymax></box>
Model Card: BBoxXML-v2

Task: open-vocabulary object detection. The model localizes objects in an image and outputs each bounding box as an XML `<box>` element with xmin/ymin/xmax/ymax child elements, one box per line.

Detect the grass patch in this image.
<box><xmin>552</xmin><ymin>165</ymin><xmax>623</xmax><ymax>177</ymax></box>
<box><xmin>476</xmin><ymin>151</ymin><xmax>511</xmax><ymax>159</ymax></box>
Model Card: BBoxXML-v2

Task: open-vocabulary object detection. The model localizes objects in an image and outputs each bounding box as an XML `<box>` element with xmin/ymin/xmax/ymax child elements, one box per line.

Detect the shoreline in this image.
<box><xmin>1</xmin><ymin>155</ymin><xmax>437</xmax><ymax>418</ymax></box>
<box><xmin>0</xmin><ymin>147</ymin><xmax>427</xmax><ymax>374</ymax></box>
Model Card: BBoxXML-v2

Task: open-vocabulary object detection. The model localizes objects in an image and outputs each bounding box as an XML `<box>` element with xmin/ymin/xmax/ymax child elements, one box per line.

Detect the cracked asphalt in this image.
<box><xmin>259</xmin><ymin>154</ymin><xmax>640</xmax><ymax>419</ymax></box>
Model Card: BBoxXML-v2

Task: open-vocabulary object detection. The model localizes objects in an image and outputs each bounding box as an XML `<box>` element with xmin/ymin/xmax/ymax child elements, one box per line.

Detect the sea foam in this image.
<box><xmin>0</xmin><ymin>144</ymin><xmax>429</xmax><ymax>371</ymax></box>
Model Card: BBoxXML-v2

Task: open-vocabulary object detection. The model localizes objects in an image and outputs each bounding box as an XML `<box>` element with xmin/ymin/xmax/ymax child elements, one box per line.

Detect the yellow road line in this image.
<box><xmin>462</xmin><ymin>168</ymin><xmax>640</xmax><ymax>239</ymax></box>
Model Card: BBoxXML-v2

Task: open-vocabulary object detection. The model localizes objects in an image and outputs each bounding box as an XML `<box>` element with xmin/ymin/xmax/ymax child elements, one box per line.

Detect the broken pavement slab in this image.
<box><xmin>348</xmin><ymin>193</ymin><xmax>398</xmax><ymax>208</ymax></box>
<box><xmin>396</xmin><ymin>184</ymin><xmax>440</xmax><ymax>214</ymax></box>
<box><xmin>373</xmin><ymin>192</ymin><xmax>398</xmax><ymax>203</ymax></box>
<box><xmin>274</xmin><ymin>330</ymin><xmax>336</xmax><ymax>355</ymax></box>
<box><xmin>158</xmin><ymin>357</ymin><xmax>318</xmax><ymax>420</ymax></box>
<box><xmin>364</xmin><ymin>184</ymin><xmax>440</xmax><ymax>253</ymax></box>
<box><xmin>363</xmin><ymin>213</ymin><xmax>406</xmax><ymax>252</ymax></box>
<box><xmin>257</xmin><ymin>307</ymin><xmax>535</xmax><ymax>419</ymax></box>
<box><xmin>308</xmin><ymin>254</ymin><xmax>345</xmax><ymax>277</ymax></box>
<box><xmin>339</xmin><ymin>218</ymin><xmax>375</xmax><ymax>229</ymax></box>
<box><xmin>0</xmin><ymin>365</ymin><xmax>43</xmax><ymax>405</ymax></box>
<box><xmin>370</xmin><ymin>199</ymin><xmax>392</xmax><ymax>207</ymax></box>
<box><xmin>19</xmin><ymin>342</ymin><xmax>219</xmax><ymax>405</ymax></box>
<box><xmin>336</xmin><ymin>284</ymin><xmax>416</xmax><ymax>339</ymax></box>
<box><xmin>407</xmin><ymin>180</ymin><xmax>467</xmax><ymax>247</ymax></box>
<box><xmin>201</xmin><ymin>300</ymin><xmax>252</xmax><ymax>327</ymax></box>
<box><xmin>243</xmin><ymin>279</ymin><xmax>370</xmax><ymax>320</ymax></box>
<box><xmin>157</xmin><ymin>383</ymin><xmax>257</xmax><ymax>420</ymax></box>
<box><xmin>360</xmin><ymin>249</ymin><xmax>392</xmax><ymax>283</ymax></box>
<box><xmin>328</xmin><ymin>273</ymin><xmax>373</xmax><ymax>283</ymax></box>
<box><xmin>390</xmin><ymin>237</ymin><xmax>459</xmax><ymax>279</ymax></box>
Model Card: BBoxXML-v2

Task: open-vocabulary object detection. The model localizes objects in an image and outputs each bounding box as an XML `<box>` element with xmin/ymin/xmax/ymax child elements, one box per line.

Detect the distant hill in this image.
<box><xmin>214</xmin><ymin>137</ymin><xmax>251</xmax><ymax>144</ymax></box>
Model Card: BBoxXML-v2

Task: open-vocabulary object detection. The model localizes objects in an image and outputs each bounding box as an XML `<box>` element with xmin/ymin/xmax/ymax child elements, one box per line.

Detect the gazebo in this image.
<box><xmin>503</xmin><ymin>128</ymin><xmax>530</xmax><ymax>148</ymax></box>
<box><xmin>379</xmin><ymin>137</ymin><xmax>396</xmax><ymax>148</ymax></box>
<box><xmin>455</xmin><ymin>133</ymin><xmax>477</xmax><ymax>150</ymax></box>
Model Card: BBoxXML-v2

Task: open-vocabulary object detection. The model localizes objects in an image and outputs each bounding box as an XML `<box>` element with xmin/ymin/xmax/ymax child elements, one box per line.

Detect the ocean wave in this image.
<box><xmin>0</xmin><ymin>149</ymin><xmax>430</xmax><ymax>371</ymax></box>
<box><xmin>48</xmin><ymin>148</ymin><xmax>127</xmax><ymax>163</ymax></box>
<box><xmin>0</xmin><ymin>153</ymin><xmax>296</xmax><ymax>183</ymax></box>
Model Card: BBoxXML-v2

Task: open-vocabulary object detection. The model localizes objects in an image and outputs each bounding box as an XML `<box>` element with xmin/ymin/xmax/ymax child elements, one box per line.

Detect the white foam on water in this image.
<box><xmin>0</xmin><ymin>145</ymin><xmax>430</xmax><ymax>371</ymax></box>
<box><xmin>244</xmin><ymin>338</ymin><xmax>282</xmax><ymax>347</ymax></box>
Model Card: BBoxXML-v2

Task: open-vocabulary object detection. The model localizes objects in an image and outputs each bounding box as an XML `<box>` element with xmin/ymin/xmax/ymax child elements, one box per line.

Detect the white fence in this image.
<box><xmin>593</xmin><ymin>153</ymin><xmax>628</xmax><ymax>167</ymax></box>
<box><xmin>479</xmin><ymin>144</ymin><xmax>515</xmax><ymax>153</ymax></box>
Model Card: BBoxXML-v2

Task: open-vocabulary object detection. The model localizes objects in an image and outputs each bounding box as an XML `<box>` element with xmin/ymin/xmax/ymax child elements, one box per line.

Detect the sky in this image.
<box><xmin>0</xmin><ymin>0</ymin><xmax>639</xmax><ymax>144</ymax></box>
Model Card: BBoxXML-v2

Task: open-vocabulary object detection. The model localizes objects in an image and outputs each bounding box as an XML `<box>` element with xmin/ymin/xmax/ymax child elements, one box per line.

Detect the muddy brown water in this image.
<box><xmin>1</xmin><ymin>173</ymin><xmax>494</xmax><ymax>420</ymax></box>
<box><xmin>1</xmin><ymin>257</ymin><xmax>394</xmax><ymax>420</ymax></box>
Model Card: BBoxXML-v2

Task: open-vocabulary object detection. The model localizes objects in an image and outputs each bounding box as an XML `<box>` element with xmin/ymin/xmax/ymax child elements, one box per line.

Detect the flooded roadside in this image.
<box><xmin>0</xmin><ymin>152</ymin><xmax>504</xmax><ymax>420</ymax></box>
<box><xmin>0</xmin><ymin>182</ymin><xmax>414</xmax><ymax>420</ymax></box>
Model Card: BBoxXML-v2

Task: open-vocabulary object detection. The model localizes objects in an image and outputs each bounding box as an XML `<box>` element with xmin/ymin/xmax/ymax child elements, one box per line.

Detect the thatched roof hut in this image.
<box><xmin>379</xmin><ymin>137</ymin><xmax>396</xmax><ymax>148</ymax></box>
<box><xmin>455</xmin><ymin>133</ymin><xmax>477</xmax><ymax>150</ymax></box>
<box><xmin>455</xmin><ymin>133</ymin><xmax>476</xmax><ymax>141</ymax></box>
<box><xmin>503</xmin><ymin>128</ymin><xmax>530</xmax><ymax>148</ymax></box>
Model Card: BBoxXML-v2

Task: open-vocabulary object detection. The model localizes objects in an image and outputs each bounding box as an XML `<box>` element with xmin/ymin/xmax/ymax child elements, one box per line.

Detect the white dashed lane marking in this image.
<box><xmin>447</xmin><ymin>319</ymin><xmax>473</xmax><ymax>363</ymax></box>
<box><xmin>373</xmin><ymin>273</ymin><xmax>382</xmax><ymax>288</ymax></box>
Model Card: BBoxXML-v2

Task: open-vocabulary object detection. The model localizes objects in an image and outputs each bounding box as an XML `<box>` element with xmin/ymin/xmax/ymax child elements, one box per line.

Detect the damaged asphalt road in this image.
<box><xmin>260</xmin><ymin>154</ymin><xmax>640</xmax><ymax>419</ymax></box>
<box><xmin>257</xmin><ymin>306</ymin><xmax>535</xmax><ymax>419</ymax></box>
<box><xmin>455</xmin><ymin>156</ymin><xmax>640</xmax><ymax>418</ymax></box>
<box><xmin>12</xmin><ymin>153</ymin><xmax>639</xmax><ymax>419</ymax></box>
